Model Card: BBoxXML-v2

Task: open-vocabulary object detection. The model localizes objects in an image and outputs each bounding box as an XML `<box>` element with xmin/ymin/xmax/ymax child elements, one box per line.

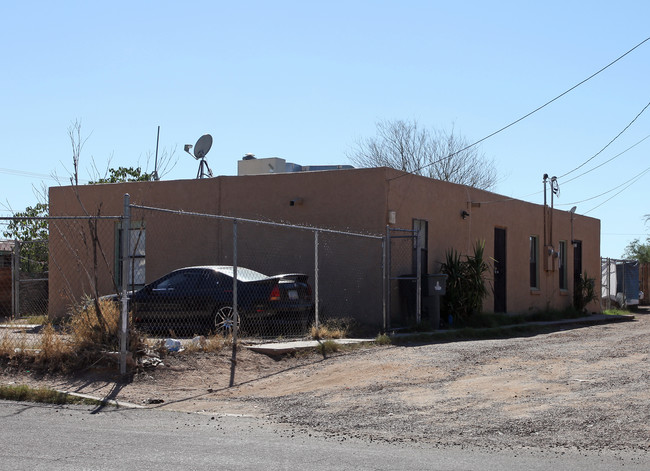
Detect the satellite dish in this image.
<box><xmin>194</xmin><ymin>134</ymin><xmax>213</xmax><ymax>160</ymax></box>
<box><xmin>184</xmin><ymin>133</ymin><xmax>214</xmax><ymax>178</ymax></box>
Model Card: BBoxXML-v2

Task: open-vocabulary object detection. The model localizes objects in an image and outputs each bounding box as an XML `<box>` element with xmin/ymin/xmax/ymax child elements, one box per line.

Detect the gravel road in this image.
<box><xmin>243</xmin><ymin>313</ymin><xmax>650</xmax><ymax>453</ymax></box>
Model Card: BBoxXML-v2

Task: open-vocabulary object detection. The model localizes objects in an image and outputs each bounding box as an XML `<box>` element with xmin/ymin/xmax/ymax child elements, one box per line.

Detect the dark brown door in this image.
<box><xmin>494</xmin><ymin>228</ymin><xmax>507</xmax><ymax>313</ymax></box>
<box><xmin>573</xmin><ymin>240</ymin><xmax>582</xmax><ymax>285</ymax></box>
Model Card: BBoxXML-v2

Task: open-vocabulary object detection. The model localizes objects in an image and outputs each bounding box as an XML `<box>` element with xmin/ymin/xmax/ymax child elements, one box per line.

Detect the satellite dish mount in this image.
<box><xmin>184</xmin><ymin>134</ymin><xmax>214</xmax><ymax>179</ymax></box>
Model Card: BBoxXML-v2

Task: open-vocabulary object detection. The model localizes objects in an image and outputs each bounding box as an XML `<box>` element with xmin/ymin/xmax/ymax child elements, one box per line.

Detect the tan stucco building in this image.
<box><xmin>48</xmin><ymin>167</ymin><xmax>601</xmax><ymax>328</ymax></box>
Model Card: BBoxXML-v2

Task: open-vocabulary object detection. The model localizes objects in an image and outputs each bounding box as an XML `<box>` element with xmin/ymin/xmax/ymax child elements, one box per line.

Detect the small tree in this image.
<box><xmin>622</xmin><ymin>237</ymin><xmax>650</xmax><ymax>263</ymax></box>
<box><xmin>574</xmin><ymin>273</ymin><xmax>596</xmax><ymax>312</ymax></box>
<box><xmin>88</xmin><ymin>166</ymin><xmax>155</xmax><ymax>184</ymax></box>
<box><xmin>2</xmin><ymin>202</ymin><xmax>49</xmax><ymax>273</ymax></box>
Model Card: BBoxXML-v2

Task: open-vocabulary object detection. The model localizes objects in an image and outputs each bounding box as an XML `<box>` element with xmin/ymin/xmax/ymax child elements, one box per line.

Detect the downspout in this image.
<box><xmin>543</xmin><ymin>174</ymin><xmax>548</xmax><ymax>249</ymax></box>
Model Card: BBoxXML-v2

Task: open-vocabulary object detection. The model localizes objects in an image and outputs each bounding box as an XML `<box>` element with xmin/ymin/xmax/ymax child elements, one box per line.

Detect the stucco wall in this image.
<box><xmin>48</xmin><ymin>167</ymin><xmax>601</xmax><ymax>324</ymax></box>
<box><xmin>385</xmin><ymin>170</ymin><xmax>601</xmax><ymax>314</ymax></box>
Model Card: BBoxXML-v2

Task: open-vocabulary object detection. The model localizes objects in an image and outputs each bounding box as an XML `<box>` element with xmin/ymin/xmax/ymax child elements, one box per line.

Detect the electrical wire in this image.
<box><xmin>557</xmin><ymin>166</ymin><xmax>650</xmax><ymax>206</ymax></box>
<box><xmin>387</xmin><ymin>36</ymin><xmax>650</xmax><ymax>182</ymax></box>
<box><xmin>560</xmin><ymin>133</ymin><xmax>650</xmax><ymax>185</ymax></box>
<box><xmin>452</xmin><ymin>142</ymin><xmax>650</xmax><ymax>208</ymax></box>
<box><xmin>584</xmin><ymin>168</ymin><xmax>650</xmax><ymax>214</ymax></box>
<box><xmin>0</xmin><ymin>168</ymin><xmax>60</xmax><ymax>181</ymax></box>
<box><xmin>557</xmin><ymin>100</ymin><xmax>650</xmax><ymax>180</ymax></box>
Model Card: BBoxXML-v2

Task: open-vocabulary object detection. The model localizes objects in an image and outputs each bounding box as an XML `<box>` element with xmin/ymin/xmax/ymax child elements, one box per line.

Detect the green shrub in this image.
<box><xmin>374</xmin><ymin>333</ymin><xmax>392</xmax><ymax>345</ymax></box>
<box><xmin>441</xmin><ymin>240</ymin><xmax>490</xmax><ymax>323</ymax></box>
<box><xmin>573</xmin><ymin>273</ymin><xmax>597</xmax><ymax>312</ymax></box>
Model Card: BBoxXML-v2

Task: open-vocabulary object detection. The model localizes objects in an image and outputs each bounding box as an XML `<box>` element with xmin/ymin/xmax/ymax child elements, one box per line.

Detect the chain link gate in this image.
<box><xmin>386</xmin><ymin>226</ymin><xmax>423</xmax><ymax>330</ymax></box>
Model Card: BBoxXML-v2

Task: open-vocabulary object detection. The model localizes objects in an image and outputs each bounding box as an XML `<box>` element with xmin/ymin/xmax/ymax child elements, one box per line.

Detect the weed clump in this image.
<box><xmin>316</xmin><ymin>339</ymin><xmax>340</xmax><ymax>356</ymax></box>
<box><xmin>310</xmin><ymin>317</ymin><xmax>356</xmax><ymax>340</ymax></box>
<box><xmin>374</xmin><ymin>333</ymin><xmax>391</xmax><ymax>345</ymax></box>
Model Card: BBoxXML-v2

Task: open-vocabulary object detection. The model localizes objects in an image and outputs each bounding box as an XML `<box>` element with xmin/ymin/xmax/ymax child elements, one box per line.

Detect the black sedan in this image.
<box><xmin>122</xmin><ymin>266</ymin><xmax>314</xmax><ymax>335</ymax></box>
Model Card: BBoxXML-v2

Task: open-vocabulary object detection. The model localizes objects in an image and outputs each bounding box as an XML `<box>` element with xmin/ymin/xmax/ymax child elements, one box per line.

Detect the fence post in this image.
<box><xmin>314</xmin><ymin>230</ymin><xmax>319</xmax><ymax>328</ymax></box>
<box><xmin>607</xmin><ymin>258</ymin><xmax>611</xmax><ymax>310</ymax></box>
<box><xmin>383</xmin><ymin>227</ymin><xmax>388</xmax><ymax>332</ymax></box>
<box><xmin>229</xmin><ymin>219</ymin><xmax>238</xmax><ymax>387</ymax></box>
<box><xmin>416</xmin><ymin>228</ymin><xmax>422</xmax><ymax>324</ymax></box>
<box><xmin>120</xmin><ymin>194</ymin><xmax>131</xmax><ymax>376</ymax></box>
<box><xmin>232</xmin><ymin>219</ymin><xmax>238</xmax><ymax>342</ymax></box>
<box><xmin>11</xmin><ymin>240</ymin><xmax>20</xmax><ymax>319</ymax></box>
<box><xmin>385</xmin><ymin>226</ymin><xmax>391</xmax><ymax>332</ymax></box>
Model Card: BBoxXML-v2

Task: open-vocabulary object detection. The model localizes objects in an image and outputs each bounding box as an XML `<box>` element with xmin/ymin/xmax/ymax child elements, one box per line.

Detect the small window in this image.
<box><xmin>530</xmin><ymin>235</ymin><xmax>539</xmax><ymax>289</ymax></box>
<box><xmin>558</xmin><ymin>240</ymin><xmax>567</xmax><ymax>290</ymax></box>
<box><xmin>116</xmin><ymin>222</ymin><xmax>146</xmax><ymax>290</ymax></box>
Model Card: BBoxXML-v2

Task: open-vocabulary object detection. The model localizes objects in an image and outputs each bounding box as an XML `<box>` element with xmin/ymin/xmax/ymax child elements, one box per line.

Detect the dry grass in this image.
<box><xmin>310</xmin><ymin>318</ymin><xmax>354</xmax><ymax>340</ymax></box>
<box><xmin>1</xmin><ymin>298</ymin><xmax>144</xmax><ymax>373</ymax></box>
<box><xmin>0</xmin><ymin>384</ymin><xmax>104</xmax><ymax>406</ymax></box>
<box><xmin>316</xmin><ymin>339</ymin><xmax>340</xmax><ymax>355</ymax></box>
<box><xmin>1</xmin><ymin>298</ymin><xmax>238</xmax><ymax>373</ymax></box>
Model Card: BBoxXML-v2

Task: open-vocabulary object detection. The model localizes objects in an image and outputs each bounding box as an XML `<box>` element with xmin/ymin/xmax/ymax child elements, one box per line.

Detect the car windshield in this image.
<box><xmin>216</xmin><ymin>266</ymin><xmax>268</xmax><ymax>282</ymax></box>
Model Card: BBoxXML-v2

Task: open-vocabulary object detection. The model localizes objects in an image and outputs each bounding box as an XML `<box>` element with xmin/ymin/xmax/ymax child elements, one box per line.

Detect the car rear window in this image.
<box><xmin>216</xmin><ymin>267</ymin><xmax>268</xmax><ymax>282</ymax></box>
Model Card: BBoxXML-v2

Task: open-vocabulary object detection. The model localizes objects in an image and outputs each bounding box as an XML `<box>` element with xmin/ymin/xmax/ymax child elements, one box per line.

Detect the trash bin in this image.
<box><xmin>424</xmin><ymin>273</ymin><xmax>447</xmax><ymax>296</ymax></box>
<box><xmin>423</xmin><ymin>274</ymin><xmax>447</xmax><ymax>329</ymax></box>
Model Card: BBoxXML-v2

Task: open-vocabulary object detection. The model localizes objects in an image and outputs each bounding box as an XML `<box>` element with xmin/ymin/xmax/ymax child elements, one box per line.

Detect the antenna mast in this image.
<box><xmin>153</xmin><ymin>125</ymin><xmax>160</xmax><ymax>181</ymax></box>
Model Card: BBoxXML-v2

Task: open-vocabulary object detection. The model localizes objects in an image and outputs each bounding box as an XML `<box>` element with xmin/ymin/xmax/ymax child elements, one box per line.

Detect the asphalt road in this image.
<box><xmin>1</xmin><ymin>401</ymin><xmax>647</xmax><ymax>470</ymax></box>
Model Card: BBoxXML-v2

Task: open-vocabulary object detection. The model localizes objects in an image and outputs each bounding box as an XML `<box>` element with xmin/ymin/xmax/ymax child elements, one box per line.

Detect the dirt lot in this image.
<box><xmin>2</xmin><ymin>311</ymin><xmax>649</xmax><ymax>453</ymax></box>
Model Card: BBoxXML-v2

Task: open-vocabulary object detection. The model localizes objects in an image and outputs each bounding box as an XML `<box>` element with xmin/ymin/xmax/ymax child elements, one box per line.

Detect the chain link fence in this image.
<box><xmin>1</xmin><ymin>200</ymin><xmax>387</xmax><ymax>361</ymax></box>
<box><xmin>1</xmin><ymin>216</ymin><xmax>121</xmax><ymax>351</ymax></box>
<box><xmin>0</xmin><ymin>239</ymin><xmax>49</xmax><ymax>320</ymax></box>
<box><xmin>128</xmin><ymin>204</ymin><xmax>385</xmax><ymax>338</ymax></box>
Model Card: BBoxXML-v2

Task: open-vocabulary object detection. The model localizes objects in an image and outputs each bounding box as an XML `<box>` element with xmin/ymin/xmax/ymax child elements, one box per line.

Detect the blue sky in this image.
<box><xmin>1</xmin><ymin>1</ymin><xmax>648</xmax><ymax>258</ymax></box>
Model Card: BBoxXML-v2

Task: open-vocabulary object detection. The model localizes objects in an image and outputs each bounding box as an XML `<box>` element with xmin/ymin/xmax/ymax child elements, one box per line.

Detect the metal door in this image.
<box><xmin>494</xmin><ymin>227</ymin><xmax>507</xmax><ymax>313</ymax></box>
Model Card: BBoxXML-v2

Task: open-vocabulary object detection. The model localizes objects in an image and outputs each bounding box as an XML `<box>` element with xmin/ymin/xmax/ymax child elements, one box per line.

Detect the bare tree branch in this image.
<box><xmin>347</xmin><ymin>119</ymin><xmax>497</xmax><ymax>190</ymax></box>
<box><xmin>68</xmin><ymin>119</ymin><xmax>90</xmax><ymax>186</ymax></box>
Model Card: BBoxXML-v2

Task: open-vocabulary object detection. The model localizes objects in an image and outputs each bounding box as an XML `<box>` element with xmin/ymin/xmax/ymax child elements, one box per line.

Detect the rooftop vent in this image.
<box><xmin>242</xmin><ymin>153</ymin><xmax>256</xmax><ymax>160</ymax></box>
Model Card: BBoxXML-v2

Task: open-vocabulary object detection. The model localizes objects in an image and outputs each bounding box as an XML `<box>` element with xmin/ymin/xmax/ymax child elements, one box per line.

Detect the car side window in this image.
<box><xmin>155</xmin><ymin>272</ymin><xmax>198</xmax><ymax>291</ymax></box>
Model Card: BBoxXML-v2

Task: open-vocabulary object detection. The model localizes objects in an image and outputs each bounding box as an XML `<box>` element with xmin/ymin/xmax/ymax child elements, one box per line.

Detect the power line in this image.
<box><xmin>0</xmin><ymin>168</ymin><xmax>61</xmax><ymax>181</ymax></box>
<box><xmin>557</xmin><ymin>100</ymin><xmax>650</xmax><ymax>180</ymax></box>
<box><xmin>560</xmin><ymin>133</ymin><xmax>650</xmax><ymax>185</ymax></box>
<box><xmin>558</xmin><ymin>166</ymin><xmax>650</xmax><ymax>206</ymax></box>
<box><xmin>0</xmin><ymin>167</ymin><xmax>88</xmax><ymax>184</ymax></box>
<box><xmin>387</xmin><ymin>36</ymin><xmax>650</xmax><ymax>182</ymax></box>
<box><xmin>584</xmin><ymin>168</ymin><xmax>650</xmax><ymax>214</ymax></box>
<box><xmin>502</xmin><ymin>131</ymin><xmax>650</xmax><ymax>204</ymax></box>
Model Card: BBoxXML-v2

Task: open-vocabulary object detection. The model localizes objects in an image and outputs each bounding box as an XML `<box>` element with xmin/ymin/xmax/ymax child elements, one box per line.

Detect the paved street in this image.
<box><xmin>1</xmin><ymin>400</ymin><xmax>647</xmax><ymax>470</ymax></box>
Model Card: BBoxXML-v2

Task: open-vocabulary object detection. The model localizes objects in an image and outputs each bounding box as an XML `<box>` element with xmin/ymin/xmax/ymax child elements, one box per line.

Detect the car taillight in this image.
<box><xmin>270</xmin><ymin>285</ymin><xmax>281</xmax><ymax>301</ymax></box>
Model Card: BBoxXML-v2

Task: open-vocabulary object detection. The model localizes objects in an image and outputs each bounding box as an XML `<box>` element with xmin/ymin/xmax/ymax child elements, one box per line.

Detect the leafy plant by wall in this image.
<box><xmin>441</xmin><ymin>240</ymin><xmax>491</xmax><ymax>323</ymax></box>
<box><xmin>573</xmin><ymin>272</ymin><xmax>596</xmax><ymax>312</ymax></box>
